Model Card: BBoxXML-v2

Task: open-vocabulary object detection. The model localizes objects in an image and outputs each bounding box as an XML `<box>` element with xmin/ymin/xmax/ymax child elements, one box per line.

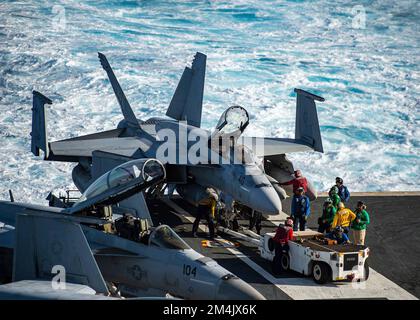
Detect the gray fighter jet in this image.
<box><xmin>30</xmin><ymin>52</ymin><xmax>324</xmax><ymax>214</ymax></box>
<box><xmin>0</xmin><ymin>159</ymin><xmax>265</xmax><ymax>300</ymax></box>
<box><xmin>0</xmin><ymin>213</ymin><xmax>119</xmax><ymax>300</ymax></box>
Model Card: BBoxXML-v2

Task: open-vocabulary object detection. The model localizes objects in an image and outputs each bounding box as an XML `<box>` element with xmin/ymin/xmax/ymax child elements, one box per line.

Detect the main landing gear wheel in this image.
<box><xmin>268</xmin><ymin>238</ymin><xmax>275</xmax><ymax>252</ymax></box>
<box><xmin>272</xmin><ymin>255</ymin><xmax>282</xmax><ymax>275</ymax></box>
<box><xmin>230</xmin><ymin>219</ymin><xmax>239</xmax><ymax>232</ymax></box>
<box><xmin>312</xmin><ymin>262</ymin><xmax>331</xmax><ymax>284</ymax></box>
<box><xmin>280</xmin><ymin>253</ymin><xmax>290</xmax><ymax>271</ymax></box>
<box><xmin>363</xmin><ymin>260</ymin><xmax>370</xmax><ymax>281</ymax></box>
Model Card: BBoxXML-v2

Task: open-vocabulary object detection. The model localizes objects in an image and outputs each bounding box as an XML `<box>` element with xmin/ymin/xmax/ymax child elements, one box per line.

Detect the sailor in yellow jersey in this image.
<box><xmin>331</xmin><ymin>202</ymin><xmax>356</xmax><ymax>234</ymax></box>
<box><xmin>210</xmin><ymin>196</ymin><xmax>217</xmax><ymax>219</ymax></box>
<box><xmin>192</xmin><ymin>188</ymin><xmax>219</xmax><ymax>239</ymax></box>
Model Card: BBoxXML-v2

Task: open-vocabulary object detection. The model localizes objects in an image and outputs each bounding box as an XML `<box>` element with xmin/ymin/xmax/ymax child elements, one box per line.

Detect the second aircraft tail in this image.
<box><xmin>166</xmin><ymin>52</ymin><xmax>206</xmax><ymax>128</ymax></box>
<box><xmin>294</xmin><ymin>88</ymin><xmax>324</xmax><ymax>153</ymax></box>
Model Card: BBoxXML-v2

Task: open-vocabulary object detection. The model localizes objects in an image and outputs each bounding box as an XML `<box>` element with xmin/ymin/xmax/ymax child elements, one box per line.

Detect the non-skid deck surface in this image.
<box><xmin>148</xmin><ymin>196</ymin><xmax>417</xmax><ymax>300</ymax></box>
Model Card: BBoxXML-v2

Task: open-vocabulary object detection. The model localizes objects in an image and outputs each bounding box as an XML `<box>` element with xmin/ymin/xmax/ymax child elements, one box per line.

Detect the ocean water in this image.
<box><xmin>0</xmin><ymin>0</ymin><xmax>419</xmax><ymax>204</ymax></box>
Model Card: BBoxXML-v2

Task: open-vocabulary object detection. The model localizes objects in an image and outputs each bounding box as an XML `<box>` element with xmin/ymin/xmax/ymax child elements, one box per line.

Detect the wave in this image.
<box><xmin>0</xmin><ymin>0</ymin><xmax>418</xmax><ymax>203</ymax></box>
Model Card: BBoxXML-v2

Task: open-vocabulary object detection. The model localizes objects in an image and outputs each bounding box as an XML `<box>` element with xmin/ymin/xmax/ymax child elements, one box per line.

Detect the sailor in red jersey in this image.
<box><xmin>280</xmin><ymin>169</ymin><xmax>308</xmax><ymax>194</ymax></box>
<box><xmin>272</xmin><ymin>218</ymin><xmax>294</xmax><ymax>274</ymax></box>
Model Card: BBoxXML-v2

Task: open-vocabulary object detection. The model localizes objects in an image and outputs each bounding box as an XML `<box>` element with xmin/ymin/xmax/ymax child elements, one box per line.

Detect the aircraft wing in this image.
<box><xmin>240</xmin><ymin>137</ymin><xmax>313</xmax><ymax>157</ymax></box>
<box><xmin>240</xmin><ymin>88</ymin><xmax>325</xmax><ymax>157</ymax></box>
<box><xmin>48</xmin><ymin>135</ymin><xmax>152</xmax><ymax>160</ymax></box>
<box><xmin>30</xmin><ymin>88</ymin><xmax>152</xmax><ymax>161</ymax></box>
<box><xmin>0</xmin><ymin>201</ymin><xmax>109</xmax><ymax>228</ymax></box>
<box><xmin>0</xmin><ymin>280</ymin><xmax>116</xmax><ymax>300</ymax></box>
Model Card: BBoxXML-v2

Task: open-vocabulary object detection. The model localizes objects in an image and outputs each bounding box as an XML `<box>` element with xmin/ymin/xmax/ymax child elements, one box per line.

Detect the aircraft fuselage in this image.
<box><xmin>0</xmin><ymin>201</ymin><xmax>264</xmax><ymax>300</ymax></box>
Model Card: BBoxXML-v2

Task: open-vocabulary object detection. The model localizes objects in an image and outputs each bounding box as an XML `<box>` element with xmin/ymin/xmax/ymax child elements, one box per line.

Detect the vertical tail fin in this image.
<box><xmin>31</xmin><ymin>91</ymin><xmax>52</xmax><ymax>158</ymax></box>
<box><xmin>166</xmin><ymin>52</ymin><xmax>206</xmax><ymax>128</ymax></box>
<box><xmin>13</xmin><ymin>214</ymin><xmax>109</xmax><ymax>295</ymax></box>
<box><xmin>98</xmin><ymin>52</ymin><xmax>140</xmax><ymax>129</ymax></box>
<box><xmin>294</xmin><ymin>88</ymin><xmax>325</xmax><ymax>153</ymax></box>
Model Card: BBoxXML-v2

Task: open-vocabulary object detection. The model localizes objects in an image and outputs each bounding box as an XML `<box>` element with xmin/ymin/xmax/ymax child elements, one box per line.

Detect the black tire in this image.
<box><xmin>268</xmin><ymin>238</ymin><xmax>275</xmax><ymax>252</ymax></box>
<box><xmin>363</xmin><ymin>260</ymin><xmax>370</xmax><ymax>281</ymax></box>
<box><xmin>231</xmin><ymin>219</ymin><xmax>239</xmax><ymax>232</ymax></box>
<box><xmin>312</xmin><ymin>262</ymin><xmax>331</xmax><ymax>284</ymax></box>
<box><xmin>280</xmin><ymin>254</ymin><xmax>290</xmax><ymax>271</ymax></box>
<box><xmin>272</xmin><ymin>255</ymin><xmax>282</xmax><ymax>275</ymax></box>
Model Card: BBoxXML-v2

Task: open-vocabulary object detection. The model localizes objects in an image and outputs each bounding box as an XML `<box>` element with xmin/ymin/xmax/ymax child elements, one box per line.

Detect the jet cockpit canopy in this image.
<box><xmin>215</xmin><ymin>105</ymin><xmax>249</xmax><ymax>137</ymax></box>
<box><xmin>149</xmin><ymin>225</ymin><xmax>191</xmax><ymax>250</ymax></box>
<box><xmin>210</xmin><ymin>106</ymin><xmax>250</xmax><ymax>160</ymax></box>
<box><xmin>69</xmin><ymin>159</ymin><xmax>165</xmax><ymax>214</ymax></box>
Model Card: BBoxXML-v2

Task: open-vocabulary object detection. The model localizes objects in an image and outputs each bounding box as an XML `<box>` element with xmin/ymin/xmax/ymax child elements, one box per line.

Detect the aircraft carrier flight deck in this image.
<box><xmin>151</xmin><ymin>193</ymin><xmax>419</xmax><ymax>300</ymax></box>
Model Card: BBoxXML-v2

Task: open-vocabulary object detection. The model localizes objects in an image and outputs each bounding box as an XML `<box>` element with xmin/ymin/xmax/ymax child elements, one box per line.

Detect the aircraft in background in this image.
<box><xmin>0</xmin><ymin>159</ymin><xmax>265</xmax><ymax>300</ymax></box>
<box><xmin>30</xmin><ymin>52</ymin><xmax>324</xmax><ymax>215</ymax></box>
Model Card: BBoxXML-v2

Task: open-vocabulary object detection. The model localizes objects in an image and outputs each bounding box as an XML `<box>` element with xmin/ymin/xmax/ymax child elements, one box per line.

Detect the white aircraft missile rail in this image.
<box><xmin>216</xmin><ymin>226</ymin><xmax>262</xmax><ymax>247</ymax></box>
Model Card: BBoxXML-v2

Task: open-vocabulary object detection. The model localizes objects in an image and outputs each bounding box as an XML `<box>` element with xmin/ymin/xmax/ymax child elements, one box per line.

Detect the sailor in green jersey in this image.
<box><xmin>318</xmin><ymin>198</ymin><xmax>337</xmax><ymax>233</ymax></box>
<box><xmin>329</xmin><ymin>186</ymin><xmax>341</xmax><ymax>209</ymax></box>
<box><xmin>351</xmin><ymin>201</ymin><xmax>370</xmax><ymax>245</ymax></box>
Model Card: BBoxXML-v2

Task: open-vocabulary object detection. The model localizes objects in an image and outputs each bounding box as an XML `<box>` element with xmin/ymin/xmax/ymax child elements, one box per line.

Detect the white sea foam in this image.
<box><xmin>0</xmin><ymin>0</ymin><xmax>418</xmax><ymax>204</ymax></box>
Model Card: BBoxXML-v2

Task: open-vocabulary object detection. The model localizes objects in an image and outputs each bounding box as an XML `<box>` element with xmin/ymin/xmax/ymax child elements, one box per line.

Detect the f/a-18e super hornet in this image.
<box><xmin>0</xmin><ymin>159</ymin><xmax>265</xmax><ymax>300</ymax></box>
<box><xmin>30</xmin><ymin>52</ymin><xmax>324</xmax><ymax>214</ymax></box>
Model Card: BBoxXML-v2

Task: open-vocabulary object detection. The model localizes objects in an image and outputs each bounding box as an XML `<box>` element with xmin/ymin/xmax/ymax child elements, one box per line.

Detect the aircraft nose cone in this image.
<box><xmin>216</xmin><ymin>276</ymin><xmax>266</xmax><ymax>300</ymax></box>
<box><xmin>250</xmin><ymin>186</ymin><xmax>282</xmax><ymax>215</ymax></box>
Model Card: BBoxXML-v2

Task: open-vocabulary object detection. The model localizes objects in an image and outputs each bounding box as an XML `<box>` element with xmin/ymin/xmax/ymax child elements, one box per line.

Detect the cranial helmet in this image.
<box><xmin>334</xmin><ymin>226</ymin><xmax>344</xmax><ymax>233</ymax></box>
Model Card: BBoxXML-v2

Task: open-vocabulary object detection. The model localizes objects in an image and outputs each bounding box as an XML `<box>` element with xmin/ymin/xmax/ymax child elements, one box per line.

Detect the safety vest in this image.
<box><xmin>332</xmin><ymin>208</ymin><xmax>356</xmax><ymax>228</ymax></box>
<box><xmin>210</xmin><ymin>198</ymin><xmax>217</xmax><ymax>218</ymax></box>
<box><xmin>294</xmin><ymin>196</ymin><xmax>307</xmax><ymax>216</ymax></box>
<box><xmin>273</xmin><ymin>225</ymin><xmax>293</xmax><ymax>245</ymax></box>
